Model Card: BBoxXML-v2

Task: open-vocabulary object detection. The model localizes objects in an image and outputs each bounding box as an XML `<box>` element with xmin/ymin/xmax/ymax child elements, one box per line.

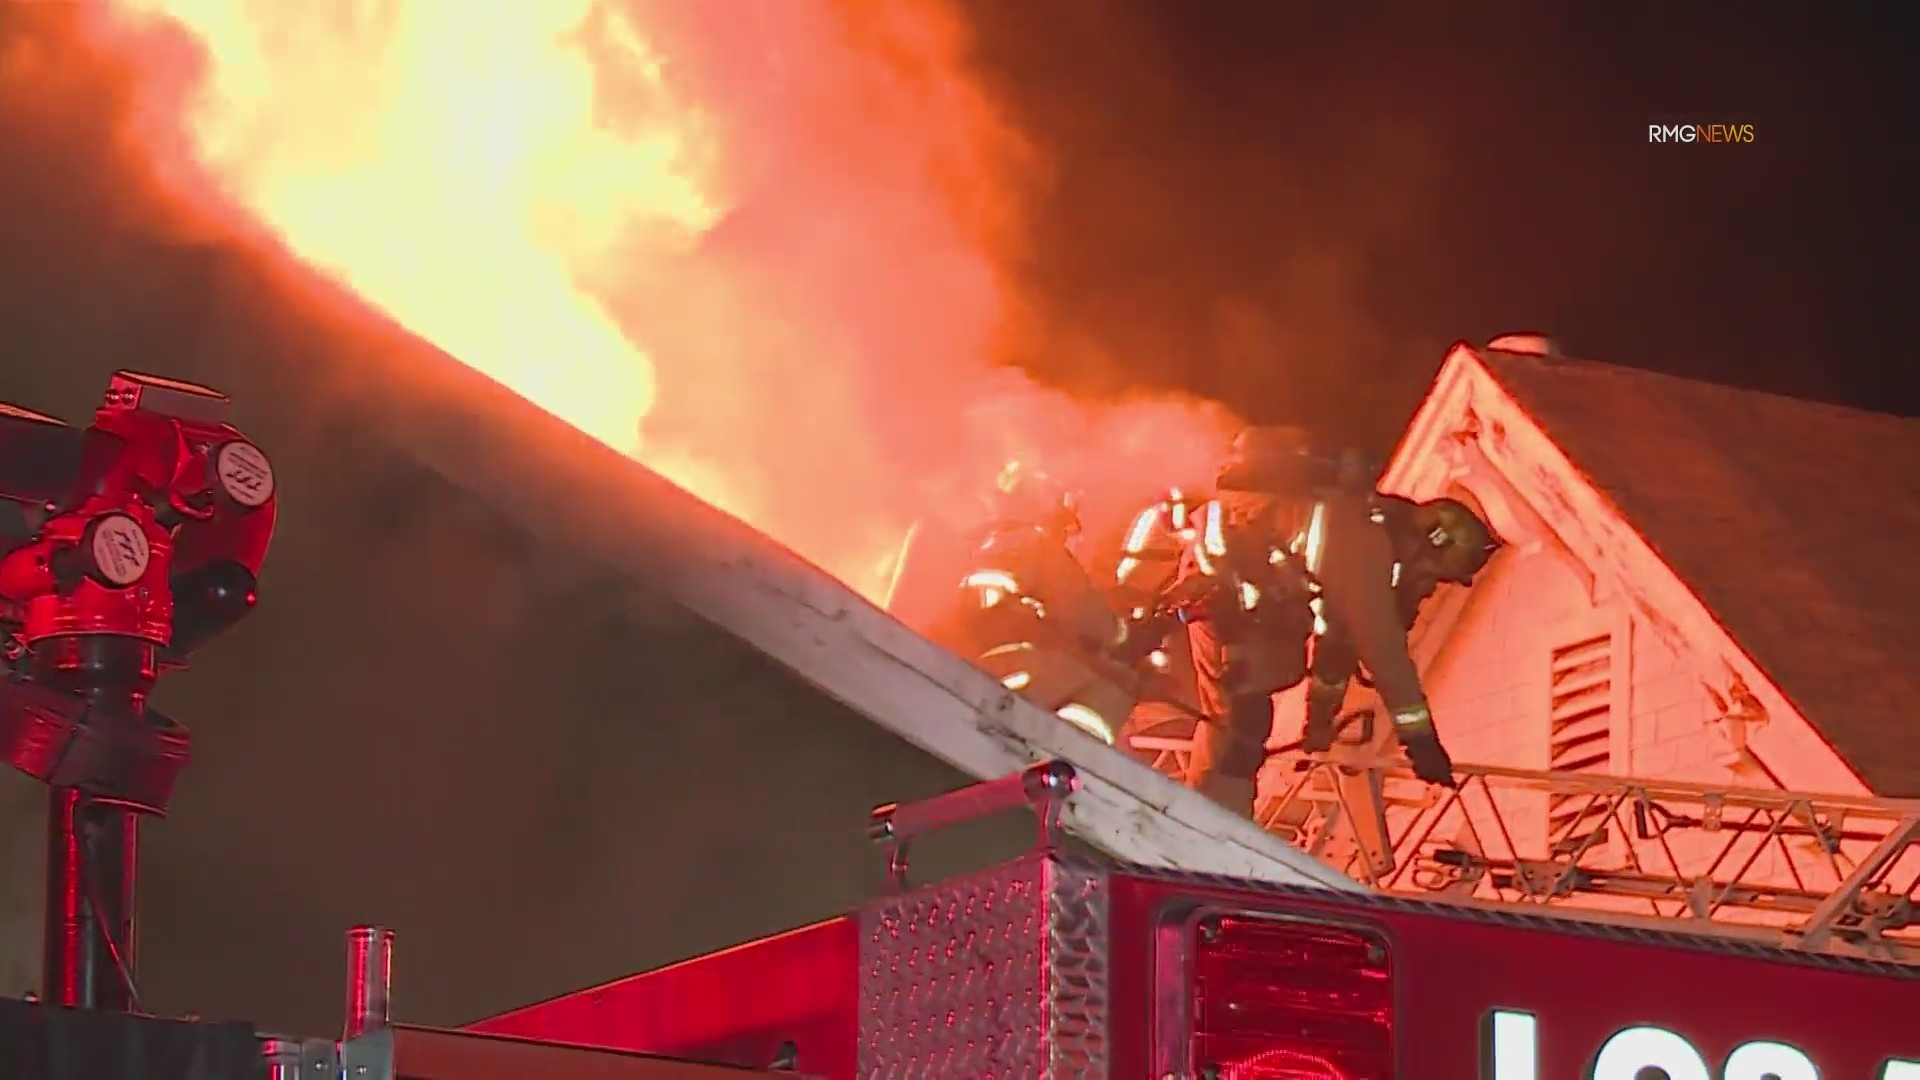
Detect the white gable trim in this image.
<box><xmin>1381</xmin><ymin>345</ymin><xmax>1869</xmax><ymax>796</ymax></box>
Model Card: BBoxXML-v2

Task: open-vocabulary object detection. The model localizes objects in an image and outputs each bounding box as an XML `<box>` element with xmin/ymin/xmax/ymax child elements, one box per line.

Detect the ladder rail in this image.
<box><xmin>1445</xmin><ymin>760</ymin><xmax>1920</xmax><ymax>816</ymax></box>
<box><xmin>1251</xmin><ymin>752</ymin><xmax>1920</xmax><ymax>964</ymax></box>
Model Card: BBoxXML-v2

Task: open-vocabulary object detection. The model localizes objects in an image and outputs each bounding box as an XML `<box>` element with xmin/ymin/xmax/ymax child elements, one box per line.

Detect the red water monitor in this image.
<box><xmin>0</xmin><ymin>370</ymin><xmax>277</xmax><ymax>811</ymax></box>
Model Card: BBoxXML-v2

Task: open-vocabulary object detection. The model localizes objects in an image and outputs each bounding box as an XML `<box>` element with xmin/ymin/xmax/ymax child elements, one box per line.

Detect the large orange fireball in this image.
<box><xmin>78</xmin><ymin>0</ymin><xmax>1237</xmax><ymax>598</ymax></box>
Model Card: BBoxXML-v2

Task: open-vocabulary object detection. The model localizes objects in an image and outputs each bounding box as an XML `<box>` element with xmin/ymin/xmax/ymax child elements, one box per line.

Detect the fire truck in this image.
<box><xmin>4</xmin><ymin>369</ymin><xmax>1917</xmax><ymax>1079</ymax></box>
<box><xmin>450</xmin><ymin>759</ymin><xmax>1915</xmax><ymax>1080</ymax></box>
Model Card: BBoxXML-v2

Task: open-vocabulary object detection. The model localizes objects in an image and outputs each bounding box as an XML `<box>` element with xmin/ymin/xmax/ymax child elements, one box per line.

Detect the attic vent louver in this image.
<box><xmin>1548</xmin><ymin>631</ymin><xmax>1614</xmax><ymax>842</ymax></box>
<box><xmin>1486</xmin><ymin>332</ymin><xmax>1558</xmax><ymax>356</ymax></box>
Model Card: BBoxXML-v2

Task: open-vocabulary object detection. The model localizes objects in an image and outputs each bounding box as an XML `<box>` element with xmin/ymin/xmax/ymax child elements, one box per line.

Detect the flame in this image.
<box><xmin>74</xmin><ymin>0</ymin><xmax>1240</xmax><ymax>600</ymax></box>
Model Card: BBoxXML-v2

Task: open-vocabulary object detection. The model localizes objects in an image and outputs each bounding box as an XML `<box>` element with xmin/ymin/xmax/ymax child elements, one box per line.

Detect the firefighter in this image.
<box><xmin>961</xmin><ymin>464</ymin><xmax>1117</xmax><ymax>651</ymax></box>
<box><xmin>1163</xmin><ymin>429</ymin><xmax>1489</xmax><ymax>816</ymax></box>
<box><xmin>1170</xmin><ymin>427</ymin><xmax>1320</xmax><ymax>815</ymax></box>
<box><xmin>1114</xmin><ymin>487</ymin><xmax>1206</xmax><ymax>608</ymax></box>
<box><xmin>1110</xmin><ymin>488</ymin><xmax>1213</xmax><ymax>742</ymax></box>
<box><xmin>884</xmin><ymin>464</ymin><xmax>1095</xmax><ymax>655</ymax></box>
<box><xmin>1112</xmin><ymin>486</ymin><xmax>1210</xmax><ymax>680</ymax></box>
<box><xmin>1302</xmin><ymin>495</ymin><xmax>1502</xmax><ymax>777</ymax></box>
<box><xmin>949</xmin><ymin>463</ymin><xmax>1155</xmax><ymax>744</ymax></box>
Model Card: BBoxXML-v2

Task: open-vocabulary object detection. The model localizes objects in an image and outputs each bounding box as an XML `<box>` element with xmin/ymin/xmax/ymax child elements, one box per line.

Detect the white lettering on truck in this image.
<box><xmin>1484</xmin><ymin>1008</ymin><xmax>1920</xmax><ymax>1079</ymax></box>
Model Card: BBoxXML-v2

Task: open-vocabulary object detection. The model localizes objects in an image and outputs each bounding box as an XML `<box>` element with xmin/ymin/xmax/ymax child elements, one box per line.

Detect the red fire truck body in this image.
<box><xmin>474</xmin><ymin>771</ymin><xmax>1920</xmax><ymax>1080</ymax></box>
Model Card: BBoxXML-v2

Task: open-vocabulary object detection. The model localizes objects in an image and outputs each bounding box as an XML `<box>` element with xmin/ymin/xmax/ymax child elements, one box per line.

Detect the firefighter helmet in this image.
<box><xmin>991</xmin><ymin>461</ymin><xmax>1081</xmax><ymax>536</ymax></box>
<box><xmin>1407</xmin><ymin>497</ymin><xmax>1500</xmax><ymax>582</ymax></box>
<box><xmin>1217</xmin><ymin>425</ymin><xmax>1313</xmax><ymax>493</ymax></box>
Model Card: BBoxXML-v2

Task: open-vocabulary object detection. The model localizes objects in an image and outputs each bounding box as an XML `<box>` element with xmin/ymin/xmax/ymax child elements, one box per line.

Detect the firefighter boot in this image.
<box><xmin>1186</xmin><ymin>696</ymin><xmax>1272</xmax><ymax>818</ymax></box>
<box><xmin>1302</xmin><ymin>674</ymin><xmax>1345</xmax><ymax>753</ymax></box>
<box><xmin>1391</xmin><ymin>702</ymin><xmax>1457</xmax><ymax>787</ymax></box>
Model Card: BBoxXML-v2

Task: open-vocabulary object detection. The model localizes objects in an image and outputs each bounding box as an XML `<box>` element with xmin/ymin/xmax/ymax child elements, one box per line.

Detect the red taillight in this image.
<box><xmin>1189</xmin><ymin>914</ymin><xmax>1394</xmax><ymax>1080</ymax></box>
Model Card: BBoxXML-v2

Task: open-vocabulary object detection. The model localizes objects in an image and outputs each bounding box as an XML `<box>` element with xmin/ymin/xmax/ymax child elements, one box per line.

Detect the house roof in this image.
<box><xmin>1475</xmin><ymin>349</ymin><xmax>1920</xmax><ymax>795</ymax></box>
<box><xmin>261</xmin><ymin>260</ymin><xmax>1355</xmax><ymax>891</ymax></box>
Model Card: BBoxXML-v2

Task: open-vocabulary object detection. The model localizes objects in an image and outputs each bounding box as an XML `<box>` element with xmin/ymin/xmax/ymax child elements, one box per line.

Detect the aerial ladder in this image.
<box><xmin>1130</xmin><ymin>714</ymin><xmax>1920</xmax><ymax>965</ymax></box>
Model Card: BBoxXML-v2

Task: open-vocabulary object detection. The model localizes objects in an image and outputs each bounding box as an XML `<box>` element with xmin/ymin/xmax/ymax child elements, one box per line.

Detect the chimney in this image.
<box><xmin>1484</xmin><ymin>332</ymin><xmax>1559</xmax><ymax>357</ymax></box>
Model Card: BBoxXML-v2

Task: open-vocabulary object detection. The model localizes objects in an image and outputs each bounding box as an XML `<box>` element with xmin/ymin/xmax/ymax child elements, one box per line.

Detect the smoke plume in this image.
<box><xmin>60</xmin><ymin>0</ymin><xmax>1240</xmax><ymax>597</ymax></box>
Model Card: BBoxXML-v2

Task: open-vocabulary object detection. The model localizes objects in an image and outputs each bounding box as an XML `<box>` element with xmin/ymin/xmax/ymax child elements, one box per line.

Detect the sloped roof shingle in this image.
<box><xmin>1477</xmin><ymin>350</ymin><xmax>1920</xmax><ymax>796</ymax></box>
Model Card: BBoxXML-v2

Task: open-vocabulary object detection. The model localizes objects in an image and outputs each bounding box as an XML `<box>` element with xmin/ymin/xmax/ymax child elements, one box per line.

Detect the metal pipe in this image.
<box><xmin>42</xmin><ymin>788</ymin><xmax>139</xmax><ymax>1011</ymax></box>
<box><xmin>868</xmin><ymin>759</ymin><xmax>1078</xmax><ymax>846</ymax></box>
<box><xmin>344</xmin><ymin>925</ymin><xmax>394</xmax><ymax>1040</ymax></box>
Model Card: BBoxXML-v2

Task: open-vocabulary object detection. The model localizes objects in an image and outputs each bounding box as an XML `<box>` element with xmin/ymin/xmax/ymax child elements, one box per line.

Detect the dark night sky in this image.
<box><xmin>0</xmin><ymin>0</ymin><xmax>1915</xmax><ymax>1036</ymax></box>
<box><xmin>965</xmin><ymin>3</ymin><xmax>1917</xmax><ymax>440</ymax></box>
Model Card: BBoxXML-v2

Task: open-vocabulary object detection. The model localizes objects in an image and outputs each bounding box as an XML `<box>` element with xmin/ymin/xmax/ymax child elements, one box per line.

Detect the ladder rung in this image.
<box><xmin>1256</xmin><ymin>753</ymin><xmax>1920</xmax><ymax>965</ymax></box>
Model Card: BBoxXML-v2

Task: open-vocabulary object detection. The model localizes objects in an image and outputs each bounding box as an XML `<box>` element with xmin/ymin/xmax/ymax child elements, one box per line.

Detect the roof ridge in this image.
<box><xmin>1479</xmin><ymin>350</ymin><xmax>1920</xmax><ymax>426</ymax></box>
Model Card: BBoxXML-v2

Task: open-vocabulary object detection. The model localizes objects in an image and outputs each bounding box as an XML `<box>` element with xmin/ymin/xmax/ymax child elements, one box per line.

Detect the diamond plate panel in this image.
<box><xmin>1043</xmin><ymin>856</ymin><xmax>1110</xmax><ymax>1079</ymax></box>
<box><xmin>857</xmin><ymin>854</ymin><xmax>1110</xmax><ymax>1079</ymax></box>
